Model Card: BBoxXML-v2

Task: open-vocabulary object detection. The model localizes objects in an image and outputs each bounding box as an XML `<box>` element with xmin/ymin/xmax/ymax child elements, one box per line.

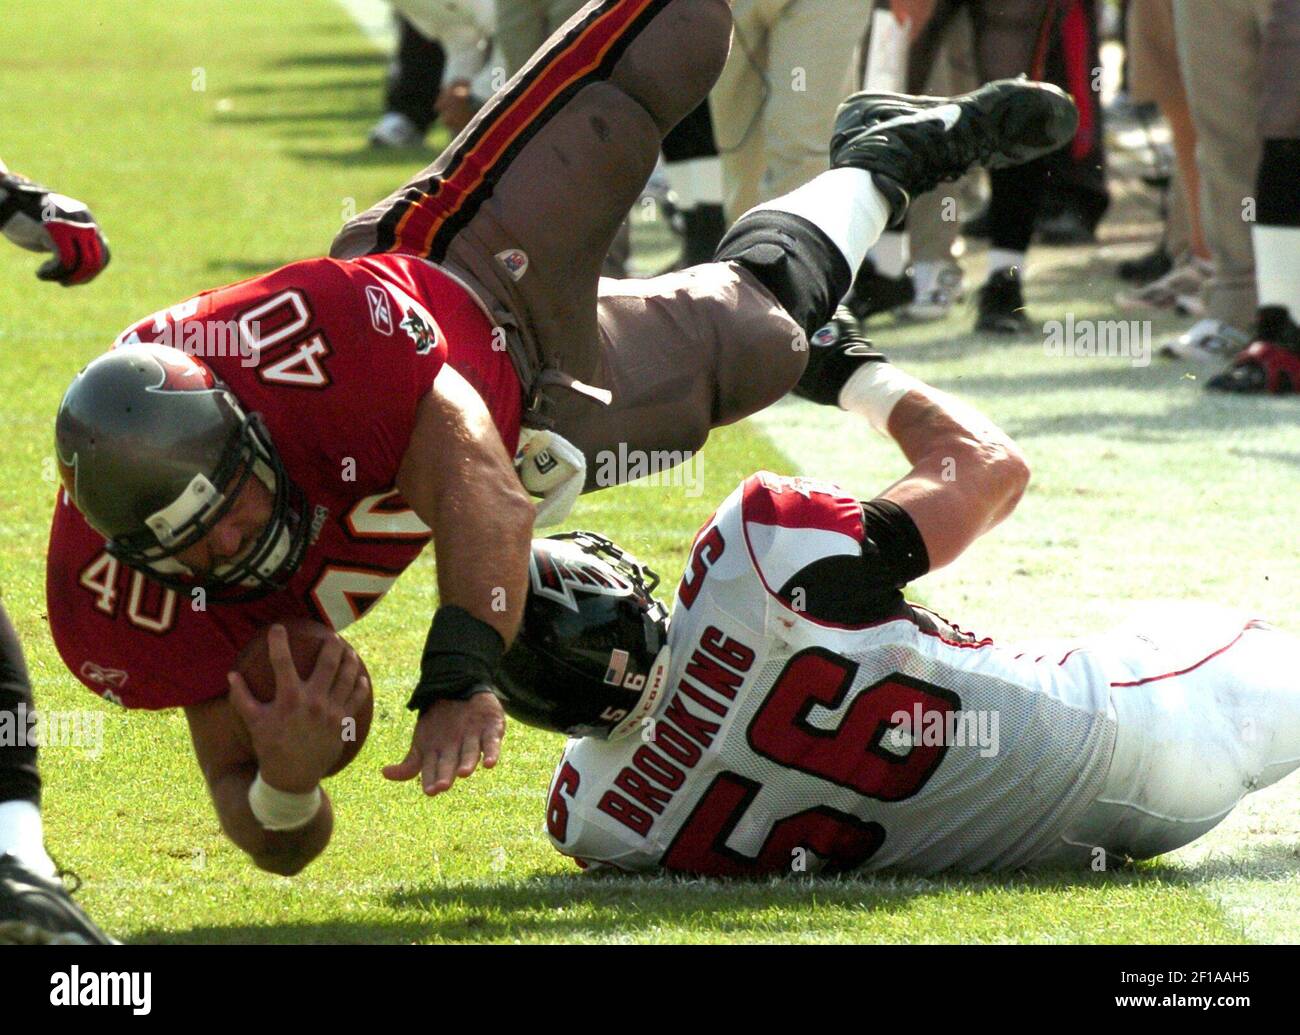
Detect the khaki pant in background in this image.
<box><xmin>905</xmin><ymin>7</ymin><xmax>980</xmax><ymax>264</ymax></box>
<box><xmin>494</xmin><ymin>0</ymin><xmax>590</xmax><ymax>75</ymax></box>
<box><xmin>709</xmin><ymin>0</ymin><xmax>869</xmax><ymax>224</ymax></box>
<box><xmin>1261</xmin><ymin>0</ymin><xmax>1300</xmax><ymax>138</ymax></box>
<box><xmin>1173</xmin><ymin>0</ymin><xmax>1274</xmax><ymax>328</ymax></box>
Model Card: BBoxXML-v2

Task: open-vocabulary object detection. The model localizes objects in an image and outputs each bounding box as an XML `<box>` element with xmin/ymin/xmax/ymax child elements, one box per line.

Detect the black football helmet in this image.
<box><xmin>54</xmin><ymin>343</ymin><xmax>311</xmax><ymax>602</ymax></box>
<box><xmin>498</xmin><ymin>531</ymin><xmax>672</xmax><ymax>740</ymax></box>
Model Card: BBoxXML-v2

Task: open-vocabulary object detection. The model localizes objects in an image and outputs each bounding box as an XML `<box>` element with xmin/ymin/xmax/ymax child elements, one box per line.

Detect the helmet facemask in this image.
<box><xmin>107</xmin><ymin>407</ymin><xmax>311</xmax><ymax>604</ymax></box>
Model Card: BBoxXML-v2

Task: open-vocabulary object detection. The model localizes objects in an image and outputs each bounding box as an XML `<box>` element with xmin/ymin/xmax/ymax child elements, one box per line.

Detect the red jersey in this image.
<box><xmin>46</xmin><ymin>253</ymin><xmax>522</xmax><ymax>710</ymax></box>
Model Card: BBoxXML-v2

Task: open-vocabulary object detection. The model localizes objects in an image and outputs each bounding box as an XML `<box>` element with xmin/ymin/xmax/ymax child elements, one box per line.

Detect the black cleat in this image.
<box><xmin>975</xmin><ymin>268</ymin><xmax>1033</xmax><ymax>335</ymax></box>
<box><xmin>831</xmin><ymin>78</ymin><xmax>1078</xmax><ymax>226</ymax></box>
<box><xmin>1118</xmin><ymin>244</ymin><xmax>1174</xmax><ymax>285</ymax></box>
<box><xmin>0</xmin><ymin>854</ymin><xmax>115</xmax><ymax>945</ymax></box>
<box><xmin>1207</xmin><ymin>307</ymin><xmax>1300</xmax><ymax>394</ymax></box>
<box><xmin>844</xmin><ymin>259</ymin><xmax>915</xmax><ymax>321</ymax></box>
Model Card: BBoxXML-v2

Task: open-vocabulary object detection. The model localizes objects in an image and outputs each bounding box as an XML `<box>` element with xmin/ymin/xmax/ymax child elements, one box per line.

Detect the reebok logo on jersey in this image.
<box><xmin>80</xmin><ymin>661</ymin><xmax>128</xmax><ymax>691</ymax></box>
<box><xmin>869</xmin><ymin>103</ymin><xmax>963</xmax><ymax>135</ymax></box>
<box><xmin>365</xmin><ymin>285</ymin><xmax>393</xmax><ymax>335</ymax></box>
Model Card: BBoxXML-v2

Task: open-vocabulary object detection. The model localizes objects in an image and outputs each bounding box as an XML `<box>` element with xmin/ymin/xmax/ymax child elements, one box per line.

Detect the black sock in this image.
<box><xmin>385</xmin><ymin>16</ymin><xmax>446</xmax><ymax>134</ymax></box>
<box><xmin>989</xmin><ymin>157</ymin><xmax>1049</xmax><ymax>253</ymax></box>
<box><xmin>0</xmin><ymin>600</ymin><xmax>40</xmax><ymax>806</ymax></box>
<box><xmin>1257</xmin><ymin>139</ymin><xmax>1300</xmax><ymax>227</ymax></box>
<box><xmin>681</xmin><ymin>204</ymin><xmax>726</xmax><ymax>267</ymax></box>
<box><xmin>714</xmin><ymin>210</ymin><xmax>852</xmax><ymax>338</ymax></box>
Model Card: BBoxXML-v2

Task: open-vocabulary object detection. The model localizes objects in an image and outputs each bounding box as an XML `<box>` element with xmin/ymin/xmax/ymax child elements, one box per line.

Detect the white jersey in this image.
<box><xmin>545</xmin><ymin>473</ymin><xmax>1119</xmax><ymax>875</ymax></box>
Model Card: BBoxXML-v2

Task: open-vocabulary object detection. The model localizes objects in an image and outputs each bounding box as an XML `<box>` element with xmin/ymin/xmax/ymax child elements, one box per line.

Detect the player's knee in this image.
<box><xmin>715</xmin><ymin>213</ymin><xmax>851</xmax><ymax>337</ymax></box>
<box><xmin>571</xmin><ymin>83</ymin><xmax>661</xmax><ymax>200</ymax></box>
<box><xmin>611</xmin><ymin>0</ymin><xmax>731</xmax><ymax>134</ymax></box>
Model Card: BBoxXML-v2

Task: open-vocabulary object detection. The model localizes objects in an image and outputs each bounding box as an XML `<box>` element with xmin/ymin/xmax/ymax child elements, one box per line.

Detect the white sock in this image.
<box><xmin>747</xmin><ymin>168</ymin><xmax>890</xmax><ymax>278</ymax></box>
<box><xmin>869</xmin><ymin>231</ymin><xmax>910</xmax><ymax>278</ymax></box>
<box><xmin>1253</xmin><ymin>225</ymin><xmax>1300</xmax><ymax>323</ymax></box>
<box><xmin>0</xmin><ymin>799</ymin><xmax>57</xmax><ymax>879</ymax></box>
<box><xmin>987</xmin><ymin>248</ymin><xmax>1026</xmax><ymax>277</ymax></box>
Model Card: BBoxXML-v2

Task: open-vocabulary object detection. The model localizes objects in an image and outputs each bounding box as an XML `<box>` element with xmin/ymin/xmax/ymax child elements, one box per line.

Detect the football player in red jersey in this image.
<box><xmin>48</xmin><ymin>1</ymin><xmax>1076</xmax><ymax>875</ymax></box>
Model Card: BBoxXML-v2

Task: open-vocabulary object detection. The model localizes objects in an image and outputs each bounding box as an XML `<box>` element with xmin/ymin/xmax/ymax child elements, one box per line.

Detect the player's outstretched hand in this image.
<box><xmin>227</xmin><ymin>624</ymin><xmax>367</xmax><ymax>793</ymax></box>
<box><xmin>0</xmin><ymin>170</ymin><xmax>110</xmax><ymax>286</ymax></box>
<box><xmin>383</xmin><ymin>692</ymin><xmax>506</xmax><ymax>796</ymax></box>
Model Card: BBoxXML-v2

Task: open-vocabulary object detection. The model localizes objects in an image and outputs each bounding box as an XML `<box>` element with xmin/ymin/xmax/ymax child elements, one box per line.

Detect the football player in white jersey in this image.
<box><xmin>492</xmin><ymin>308</ymin><xmax>1300</xmax><ymax>876</ymax></box>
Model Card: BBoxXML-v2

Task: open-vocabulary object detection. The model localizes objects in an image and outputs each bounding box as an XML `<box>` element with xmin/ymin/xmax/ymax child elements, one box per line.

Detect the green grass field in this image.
<box><xmin>2</xmin><ymin>0</ymin><xmax>1298</xmax><ymax>944</ymax></box>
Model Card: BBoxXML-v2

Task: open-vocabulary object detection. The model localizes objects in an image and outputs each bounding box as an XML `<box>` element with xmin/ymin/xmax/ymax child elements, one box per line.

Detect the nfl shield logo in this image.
<box><xmin>811</xmin><ymin>324</ymin><xmax>839</xmax><ymax>348</ymax></box>
<box><xmin>496</xmin><ymin>248</ymin><xmax>529</xmax><ymax>281</ymax></box>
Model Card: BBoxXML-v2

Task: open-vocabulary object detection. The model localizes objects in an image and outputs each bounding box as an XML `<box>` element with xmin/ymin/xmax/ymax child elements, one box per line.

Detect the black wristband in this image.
<box><xmin>407</xmin><ymin>606</ymin><xmax>506</xmax><ymax>715</ymax></box>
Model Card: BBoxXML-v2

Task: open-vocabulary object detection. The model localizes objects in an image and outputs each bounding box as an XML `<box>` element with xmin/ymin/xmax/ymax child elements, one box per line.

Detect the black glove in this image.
<box><xmin>793</xmin><ymin>305</ymin><xmax>887</xmax><ymax>406</ymax></box>
<box><xmin>407</xmin><ymin>606</ymin><xmax>505</xmax><ymax>716</ymax></box>
<box><xmin>0</xmin><ymin>169</ymin><xmax>110</xmax><ymax>286</ymax></box>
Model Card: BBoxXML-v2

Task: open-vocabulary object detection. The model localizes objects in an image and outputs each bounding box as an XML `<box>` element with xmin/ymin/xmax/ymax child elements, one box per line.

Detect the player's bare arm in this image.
<box><xmin>386</xmin><ymin>363</ymin><xmax>535</xmax><ymax>797</ymax></box>
<box><xmin>872</xmin><ymin>375</ymin><xmax>1031</xmax><ymax>571</ymax></box>
<box><xmin>185</xmin><ymin>626</ymin><xmax>366</xmax><ymax>876</ymax></box>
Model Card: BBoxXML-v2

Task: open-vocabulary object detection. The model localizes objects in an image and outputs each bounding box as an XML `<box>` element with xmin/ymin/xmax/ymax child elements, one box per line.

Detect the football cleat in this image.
<box><xmin>367</xmin><ymin>111</ymin><xmax>424</xmax><ymax>148</ymax></box>
<box><xmin>830</xmin><ymin>78</ymin><xmax>1079</xmax><ymax>226</ymax></box>
<box><xmin>0</xmin><ymin>854</ymin><xmax>115</xmax><ymax>945</ymax></box>
<box><xmin>903</xmin><ymin>261</ymin><xmax>965</xmax><ymax>322</ymax></box>
<box><xmin>1115</xmin><ymin>255</ymin><xmax>1210</xmax><ymax>316</ymax></box>
<box><xmin>1118</xmin><ymin>244</ymin><xmax>1175</xmax><ymax>285</ymax></box>
<box><xmin>1158</xmin><ymin>318</ymin><xmax>1251</xmax><ymax>364</ymax></box>
<box><xmin>843</xmin><ymin>260</ymin><xmax>915</xmax><ymax>322</ymax></box>
<box><xmin>1206</xmin><ymin>308</ymin><xmax>1300</xmax><ymax>394</ymax></box>
<box><xmin>975</xmin><ymin>267</ymin><xmax>1033</xmax><ymax>335</ymax></box>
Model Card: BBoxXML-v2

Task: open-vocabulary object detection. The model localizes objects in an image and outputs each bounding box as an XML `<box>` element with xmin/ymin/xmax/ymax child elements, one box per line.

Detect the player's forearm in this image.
<box><xmin>887</xmin><ymin>385</ymin><xmax>1030</xmax><ymax>527</ymax></box>
<box><xmin>429</xmin><ymin>458</ymin><xmax>534</xmax><ymax>645</ymax></box>
<box><xmin>399</xmin><ymin>369</ymin><xmax>535</xmax><ymax>646</ymax></box>
<box><xmin>209</xmin><ymin>764</ymin><xmax>334</xmax><ymax>877</ymax></box>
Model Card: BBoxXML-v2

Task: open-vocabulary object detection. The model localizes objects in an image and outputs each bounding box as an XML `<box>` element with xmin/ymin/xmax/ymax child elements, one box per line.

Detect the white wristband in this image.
<box><xmin>248</xmin><ymin>772</ymin><xmax>322</xmax><ymax>832</ymax></box>
<box><xmin>838</xmin><ymin>362</ymin><xmax>923</xmax><ymax>437</ymax></box>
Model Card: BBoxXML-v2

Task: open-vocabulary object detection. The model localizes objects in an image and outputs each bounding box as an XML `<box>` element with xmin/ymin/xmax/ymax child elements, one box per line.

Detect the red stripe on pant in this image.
<box><xmin>388</xmin><ymin>0</ymin><xmax>663</xmax><ymax>257</ymax></box>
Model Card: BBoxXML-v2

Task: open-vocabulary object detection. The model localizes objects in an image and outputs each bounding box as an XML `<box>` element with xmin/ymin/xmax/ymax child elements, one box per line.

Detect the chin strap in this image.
<box><xmin>515</xmin><ymin>427</ymin><xmax>587</xmax><ymax>527</ymax></box>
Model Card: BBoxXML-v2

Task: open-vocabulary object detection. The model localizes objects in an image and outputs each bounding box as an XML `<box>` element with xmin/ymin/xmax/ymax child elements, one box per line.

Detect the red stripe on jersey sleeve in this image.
<box><xmin>740</xmin><ymin>472</ymin><xmax>864</xmax><ymax>539</ymax></box>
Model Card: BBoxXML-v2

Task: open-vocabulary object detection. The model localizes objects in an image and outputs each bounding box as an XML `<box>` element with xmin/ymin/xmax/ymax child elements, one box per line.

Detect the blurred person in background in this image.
<box><xmin>883</xmin><ymin>0</ymin><xmax>1073</xmax><ymax>335</ymax></box>
<box><xmin>709</xmin><ymin>0</ymin><xmax>871</xmax><ymax>226</ymax></box>
<box><xmin>1158</xmin><ymin>0</ymin><xmax>1277</xmax><ymax>363</ymax></box>
<box><xmin>1113</xmin><ymin>0</ymin><xmax>1213</xmax><ymax>318</ymax></box>
<box><xmin>1205</xmin><ymin>0</ymin><xmax>1300</xmax><ymax>394</ymax></box>
<box><xmin>494</xmin><ymin>0</ymin><xmax>587</xmax><ymax>75</ymax></box>
<box><xmin>370</xmin><ymin>0</ymin><xmax>498</xmax><ymax>147</ymax></box>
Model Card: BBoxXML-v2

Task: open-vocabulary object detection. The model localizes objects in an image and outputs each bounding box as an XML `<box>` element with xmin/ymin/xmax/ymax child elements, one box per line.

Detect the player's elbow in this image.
<box><xmin>977</xmin><ymin>438</ymin><xmax>1030</xmax><ymax>520</ymax></box>
<box><xmin>946</xmin><ymin>434</ymin><xmax>1029</xmax><ymax>518</ymax></box>
<box><xmin>500</xmin><ymin>478</ymin><xmax>538</xmax><ymax>537</ymax></box>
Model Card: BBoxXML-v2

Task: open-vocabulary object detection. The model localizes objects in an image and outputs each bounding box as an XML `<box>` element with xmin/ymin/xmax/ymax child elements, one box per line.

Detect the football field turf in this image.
<box><xmin>1</xmin><ymin>0</ymin><xmax>1298</xmax><ymax>944</ymax></box>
